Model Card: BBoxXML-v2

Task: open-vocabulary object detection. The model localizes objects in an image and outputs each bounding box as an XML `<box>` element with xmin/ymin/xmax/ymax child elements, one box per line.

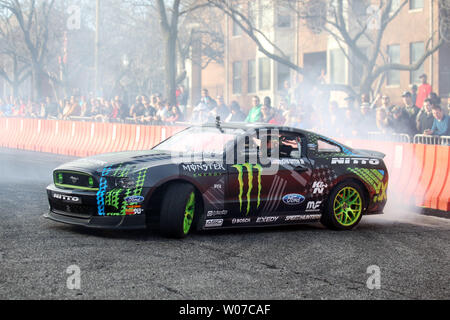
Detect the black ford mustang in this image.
<box><xmin>45</xmin><ymin>123</ymin><xmax>389</xmax><ymax>238</ymax></box>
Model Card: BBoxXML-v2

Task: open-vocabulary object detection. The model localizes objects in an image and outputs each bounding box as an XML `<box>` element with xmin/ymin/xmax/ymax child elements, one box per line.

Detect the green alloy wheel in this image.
<box><xmin>160</xmin><ymin>183</ymin><xmax>197</xmax><ymax>238</ymax></box>
<box><xmin>321</xmin><ymin>181</ymin><xmax>365</xmax><ymax>231</ymax></box>
<box><xmin>183</xmin><ymin>192</ymin><xmax>196</xmax><ymax>235</ymax></box>
<box><xmin>333</xmin><ymin>187</ymin><xmax>362</xmax><ymax>227</ymax></box>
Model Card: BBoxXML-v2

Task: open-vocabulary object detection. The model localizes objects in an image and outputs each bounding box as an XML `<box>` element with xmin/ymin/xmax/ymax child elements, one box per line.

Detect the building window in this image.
<box><xmin>277</xmin><ymin>6</ymin><xmax>292</xmax><ymax>28</ymax></box>
<box><xmin>248</xmin><ymin>60</ymin><xmax>256</xmax><ymax>93</ymax></box>
<box><xmin>410</xmin><ymin>0</ymin><xmax>424</xmax><ymax>10</ymax></box>
<box><xmin>330</xmin><ymin>49</ymin><xmax>346</xmax><ymax>85</ymax></box>
<box><xmin>410</xmin><ymin>42</ymin><xmax>425</xmax><ymax>84</ymax></box>
<box><xmin>259</xmin><ymin>57</ymin><xmax>271</xmax><ymax>91</ymax></box>
<box><xmin>387</xmin><ymin>44</ymin><xmax>400</xmax><ymax>86</ymax></box>
<box><xmin>277</xmin><ymin>59</ymin><xmax>291</xmax><ymax>91</ymax></box>
<box><xmin>232</xmin><ymin>19</ymin><xmax>243</xmax><ymax>36</ymax></box>
<box><xmin>233</xmin><ymin>61</ymin><xmax>242</xmax><ymax>94</ymax></box>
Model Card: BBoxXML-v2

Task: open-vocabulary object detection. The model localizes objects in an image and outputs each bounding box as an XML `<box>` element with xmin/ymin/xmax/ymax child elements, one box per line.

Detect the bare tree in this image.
<box><xmin>0</xmin><ymin>0</ymin><xmax>59</xmax><ymax>100</ymax></box>
<box><xmin>207</xmin><ymin>0</ymin><xmax>448</xmax><ymax>98</ymax></box>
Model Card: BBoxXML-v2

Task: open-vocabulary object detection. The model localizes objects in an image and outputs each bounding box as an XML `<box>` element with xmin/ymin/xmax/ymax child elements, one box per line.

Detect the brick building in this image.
<box><xmin>198</xmin><ymin>0</ymin><xmax>450</xmax><ymax>112</ymax></box>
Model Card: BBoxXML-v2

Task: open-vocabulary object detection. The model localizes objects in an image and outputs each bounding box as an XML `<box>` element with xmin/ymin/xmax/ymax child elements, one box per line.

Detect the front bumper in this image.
<box><xmin>45</xmin><ymin>184</ymin><xmax>147</xmax><ymax>230</ymax></box>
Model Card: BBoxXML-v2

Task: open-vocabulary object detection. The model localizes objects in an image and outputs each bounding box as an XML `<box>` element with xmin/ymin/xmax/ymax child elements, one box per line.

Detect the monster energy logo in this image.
<box><xmin>232</xmin><ymin>164</ymin><xmax>263</xmax><ymax>216</ymax></box>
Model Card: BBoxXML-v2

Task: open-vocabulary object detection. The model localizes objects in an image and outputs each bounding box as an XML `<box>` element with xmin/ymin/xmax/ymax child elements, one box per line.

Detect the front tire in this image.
<box><xmin>160</xmin><ymin>183</ymin><xmax>197</xmax><ymax>238</ymax></box>
<box><xmin>321</xmin><ymin>181</ymin><xmax>365</xmax><ymax>231</ymax></box>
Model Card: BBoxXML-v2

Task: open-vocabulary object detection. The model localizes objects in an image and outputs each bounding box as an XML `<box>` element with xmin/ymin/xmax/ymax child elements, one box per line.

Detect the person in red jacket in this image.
<box><xmin>416</xmin><ymin>74</ymin><xmax>432</xmax><ymax>108</ymax></box>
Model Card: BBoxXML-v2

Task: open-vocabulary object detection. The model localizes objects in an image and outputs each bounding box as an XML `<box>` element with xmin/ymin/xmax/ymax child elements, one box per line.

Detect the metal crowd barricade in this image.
<box><xmin>368</xmin><ymin>132</ymin><xmax>411</xmax><ymax>143</ymax></box>
<box><xmin>440</xmin><ymin>136</ymin><xmax>450</xmax><ymax>146</ymax></box>
<box><xmin>414</xmin><ymin>134</ymin><xmax>442</xmax><ymax>145</ymax></box>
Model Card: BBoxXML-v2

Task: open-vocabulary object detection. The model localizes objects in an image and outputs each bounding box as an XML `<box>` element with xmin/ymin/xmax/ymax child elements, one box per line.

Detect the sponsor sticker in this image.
<box><xmin>282</xmin><ymin>194</ymin><xmax>305</xmax><ymax>206</ymax></box>
<box><xmin>312</xmin><ymin>182</ymin><xmax>328</xmax><ymax>194</ymax></box>
<box><xmin>125</xmin><ymin>196</ymin><xmax>145</xmax><ymax>204</ymax></box>
<box><xmin>331</xmin><ymin>158</ymin><xmax>380</xmax><ymax>165</ymax></box>
<box><xmin>232</xmin><ymin>218</ymin><xmax>251</xmax><ymax>224</ymax></box>
<box><xmin>285</xmin><ymin>214</ymin><xmax>322</xmax><ymax>222</ymax></box>
<box><xmin>256</xmin><ymin>216</ymin><xmax>279</xmax><ymax>223</ymax></box>
<box><xmin>205</xmin><ymin>219</ymin><xmax>224</xmax><ymax>228</ymax></box>
<box><xmin>306</xmin><ymin>201</ymin><xmax>322</xmax><ymax>212</ymax></box>
<box><xmin>207</xmin><ymin>210</ymin><xmax>228</xmax><ymax>217</ymax></box>
<box><xmin>52</xmin><ymin>193</ymin><xmax>82</xmax><ymax>204</ymax></box>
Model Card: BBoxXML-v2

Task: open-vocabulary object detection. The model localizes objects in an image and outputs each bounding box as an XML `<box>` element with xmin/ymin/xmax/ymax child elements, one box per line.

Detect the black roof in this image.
<box><xmin>200</xmin><ymin>122</ymin><xmax>312</xmax><ymax>135</ymax></box>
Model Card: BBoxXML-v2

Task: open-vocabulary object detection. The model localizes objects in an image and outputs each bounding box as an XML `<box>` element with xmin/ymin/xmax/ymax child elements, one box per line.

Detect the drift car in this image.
<box><xmin>45</xmin><ymin>123</ymin><xmax>389</xmax><ymax>238</ymax></box>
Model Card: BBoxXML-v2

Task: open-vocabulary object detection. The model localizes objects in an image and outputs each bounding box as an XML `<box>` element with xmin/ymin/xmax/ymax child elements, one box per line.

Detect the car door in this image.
<box><xmin>259</xmin><ymin>131</ymin><xmax>313</xmax><ymax>216</ymax></box>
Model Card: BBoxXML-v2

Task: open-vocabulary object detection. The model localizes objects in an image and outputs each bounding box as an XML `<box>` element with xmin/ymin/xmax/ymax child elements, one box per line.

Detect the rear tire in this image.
<box><xmin>321</xmin><ymin>181</ymin><xmax>365</xmax><ymax>231</ymax></box>
<box><xmin>160</xmin><ymin>183</ymin><xmax>197</xmax><ymax>238</ymax></box>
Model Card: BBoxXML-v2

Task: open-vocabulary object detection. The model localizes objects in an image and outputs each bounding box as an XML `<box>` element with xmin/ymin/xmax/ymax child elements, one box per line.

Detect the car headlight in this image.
<box><xmin>114</xmin><ymin>177</ymin><xmax>137</xmax><ymax>189</ymax></box>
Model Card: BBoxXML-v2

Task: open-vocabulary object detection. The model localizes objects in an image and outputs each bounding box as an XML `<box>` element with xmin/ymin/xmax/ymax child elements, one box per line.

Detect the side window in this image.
<box><xmin>318</xmin><ymin>139</ymin><xmax>341</xmax><ymax>153</ymax></box>
<box><xmin>279</xmin><ymin>133</ymin><xmax>302</xmax><ymax>158</ymax></box>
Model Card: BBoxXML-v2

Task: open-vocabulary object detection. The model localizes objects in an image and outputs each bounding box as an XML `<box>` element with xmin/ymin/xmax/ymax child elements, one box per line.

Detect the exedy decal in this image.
<box><xmin>232</xmin><ymin>164</ymin><xmax>263</xmax><ymax>215</ymax></box>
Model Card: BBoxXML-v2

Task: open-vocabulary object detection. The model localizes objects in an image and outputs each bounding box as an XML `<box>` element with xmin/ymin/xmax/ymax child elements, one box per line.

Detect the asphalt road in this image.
<box><xmin>0</xmin><ymin>148</ymin><xmax>448</xmax><ymax>300</ymax></box>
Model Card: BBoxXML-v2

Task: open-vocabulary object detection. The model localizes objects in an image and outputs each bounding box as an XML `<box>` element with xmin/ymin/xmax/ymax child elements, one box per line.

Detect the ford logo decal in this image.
<box><xmin>282</xmin><ymin>194</ymin><xmax>305</xmax><ymax>205</ymax></box>
<box><xmin>125</xmin><ymin>196</ymin><xmax>145</xmax><ymax>204</ymax></box>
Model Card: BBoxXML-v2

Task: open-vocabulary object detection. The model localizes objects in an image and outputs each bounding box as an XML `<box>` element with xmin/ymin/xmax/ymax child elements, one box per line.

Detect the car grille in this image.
<box><xmin>54</xmin><ymin>171</ymin><xmax>99</xmax><ymax>191</ymax></box>
<box><xmin>50</xmin><ymin>200</ymin><xmax>97</xmax><ymax>218</ymax></box>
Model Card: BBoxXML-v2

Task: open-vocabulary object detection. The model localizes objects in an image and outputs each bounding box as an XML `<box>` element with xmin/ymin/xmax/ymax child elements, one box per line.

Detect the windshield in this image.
<box><xmin>153</xmin><ymin>127</ymin><xmax>243</xmax><ymax>154</ymax></box>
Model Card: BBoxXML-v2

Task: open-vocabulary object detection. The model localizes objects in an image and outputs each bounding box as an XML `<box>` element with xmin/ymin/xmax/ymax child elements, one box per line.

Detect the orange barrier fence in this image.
<box><xmin>0</xmin><ymin>118</ymin><xmax>449</xmax><ymax>212</ymax></box>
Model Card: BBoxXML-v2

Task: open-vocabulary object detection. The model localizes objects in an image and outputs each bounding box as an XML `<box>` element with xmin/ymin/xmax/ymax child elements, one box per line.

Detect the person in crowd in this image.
<box><xmin>416</xmin><ymin>98</ymin><xmax>435</xmax><ymax>135</ymax></box>
<box><xmin>416</xmin><ymin>74</ymin><xmax>432</xmax><ymax>108</ymax></box>
<box><xmin>380</xmin><ymin>95</ymin><xmax>395</xmax><ymax>113</ymax></box>
<box><xmin>284</xmin><ymin>111</ymin><xmax>303</xmax><ymax>129</ymax></box>
<box><xmin>358</xmin><ymin>103</ymin><xmax>377</xmax><ymax>134</ymax></box>
<box><xmin>391</xmin><ymin>106</ymin><xmax>415</xmax><ymax>137</ymax></box>
<box><xmin>376</xmin><ymin>107</ymin><xmax>394</xmax><ymax>134</ymax></box>
<box><xmin>192</xmin><ymin>89</ymin><xmax>216</xmax><ymax>123</ymax></box>
<box><xmin>401</xmin><ymin>91</ymin><xmax>420</xmax><ymax>135</ymax></box>
<box><xmin>446</xmin><ymin>93</ymin><xmax>450</xmax><ymax>115</ymax></box>
<box><xmin>166</xmin><ymin>105</ymin><xmax>183</xmax><ymax>124</ymax></box>
<box><xmin>424</xmin><ymin>105</ymin><xmax>449</xmax><ymax>136</ymax></box>
<box><xmin>225</xmin><ymin>101</ymin><xmax>246</xmax><ymax>123</ymax></box>
<box><xmin>260</xmin><ymin>97</ymin><xmax>284</xmax><ymax>125</ymax></box>
<box><xmin>130</xmin><ymin>95</ymin><xmax>144</xmax><ymax>120</ymax></box>
<box><xmin>411</xmin><ymin>84</ymin><xmax>418</xmax><ymax>106</ymax></box>
<box><xmin>429</xmin><ymin>92</ymin><xmax>441</xmax><ymax>106</ymax></box>
<box><xmin>62</xmin><ymin>96</ymin><xmax>81</xmax><ymax>119</ymax></box>
<box><xmin>209</xmin><ymin>95</ymin><xmax>229</xmax><ymax>121</ymax></box>
<box><xmin>341</xmin><ymin>108</ymin><xmax>358</xmax><ymax>137</ymax></box>
<box><xmin>245</xmin><ymin>96</ymin><xmax>262</xmax><ymax>123</ymax></box>
<box><xmin>138</xmin><ymin>96</ymin><xmax>156</xmax><ymax>124</ymax></box>
<box><xmin>176</xmin><ymin>85</ymin><xmax>189</xmax><ymax>115</ymax></box>
<box><xmin>45</xmin><ymin>97</ymin><xmax>60</xmax><ymax>119</ymax></box>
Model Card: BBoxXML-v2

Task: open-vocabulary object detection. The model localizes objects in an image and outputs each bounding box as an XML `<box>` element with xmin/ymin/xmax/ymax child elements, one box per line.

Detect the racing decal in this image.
<box><xmin>347</xmin><ymin>168</ymin><xmax>387</xmax><ymax>203</ymax></box>
<box><xmin>181</xmin><ymin>163</ymin><xmax>226</xmax><ymax>174</ymax></box>
<box><xmin>232</xmin><ymin>218</ymin><xmax>251</xmax><ymax>224</ymax></box>
<box><xmin>282</xmin><ymin>194</ymin><xmax>306</xmax><ymax>206</ymax></box>
<box><xmin>205</xmin><ymin>219</ymin><xmax>224</xmax><ymax>228</ymax></box>
<box><xmin>207</xmin><ymin>210</ymin><xmax>228</xmax><ymax>217</ymax></box>
<box><xmin>97</xmin><ymin>166</ymin><xmax>113</xmax><ymax>216</ymax></box>
<box><xmin>232</xmin><ymin>164</ymin><xmax>263</xmax><ymax>215</ymax></box>
<box><xmin>312</xmin><ymin>181</ymin><xmax>328</xmax><ymax>194</ymax></box>
<box><xmin>331</xmin><ymin>158</ymin><xmax>380</xmax><ymax>165</ymax></box>
<box><xmin>307</xmin><ymin>165</ymin><xmax>336</xmax><ymax>199</ymax></box>
<box><xmin>306</xmin><ymin>201</ymin><xmax>322</xmax><ymax>212</ymax></box>
<box><xmin>262</xmin><ymin>176</ymin><xmax>287</xmax><ymax>214</ymax></box>
<box><xmin>256</xmin><ymin>216</ymin><xmax>279</xmax><ymax>223</ymax></box>
<box><xmin>97</xmin><ymin>164</ymin><xmax>149</xmax><ymax>217</ymax></box>
<box><xmin>285</xmin><ymin>214</ymin><xmax>321</xmax><ymax>222</ymax></box>
<box><xmin>52</xmin><ymin>193</ymin><xmax>82</xmax><ymax>204</ymax></box>
<box><xmin>203</xmin><ymin>176</ymin><xmax>226</xmax><ymax>210</ymax></box>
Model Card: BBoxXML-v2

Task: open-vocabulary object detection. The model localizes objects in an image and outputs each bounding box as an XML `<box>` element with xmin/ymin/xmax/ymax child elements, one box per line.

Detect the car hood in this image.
<box><xmin>55</xmin><ymin>150</ymin><xmax>174</xmax><ymax>174</ymax></box>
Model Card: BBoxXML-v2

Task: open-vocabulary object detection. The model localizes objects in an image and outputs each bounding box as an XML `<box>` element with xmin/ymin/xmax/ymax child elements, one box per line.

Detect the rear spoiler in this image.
<box><xmin>354</xmin><ymin>149</ymin><xmax>386</xmax><ymax>159</ymax></box>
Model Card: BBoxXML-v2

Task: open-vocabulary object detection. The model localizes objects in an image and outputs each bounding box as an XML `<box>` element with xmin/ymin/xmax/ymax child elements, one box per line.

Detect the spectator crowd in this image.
<box><xmin>1</xmin><ymin>74</ymin><xmax>449</xmax><ymax>142</ymax></box>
